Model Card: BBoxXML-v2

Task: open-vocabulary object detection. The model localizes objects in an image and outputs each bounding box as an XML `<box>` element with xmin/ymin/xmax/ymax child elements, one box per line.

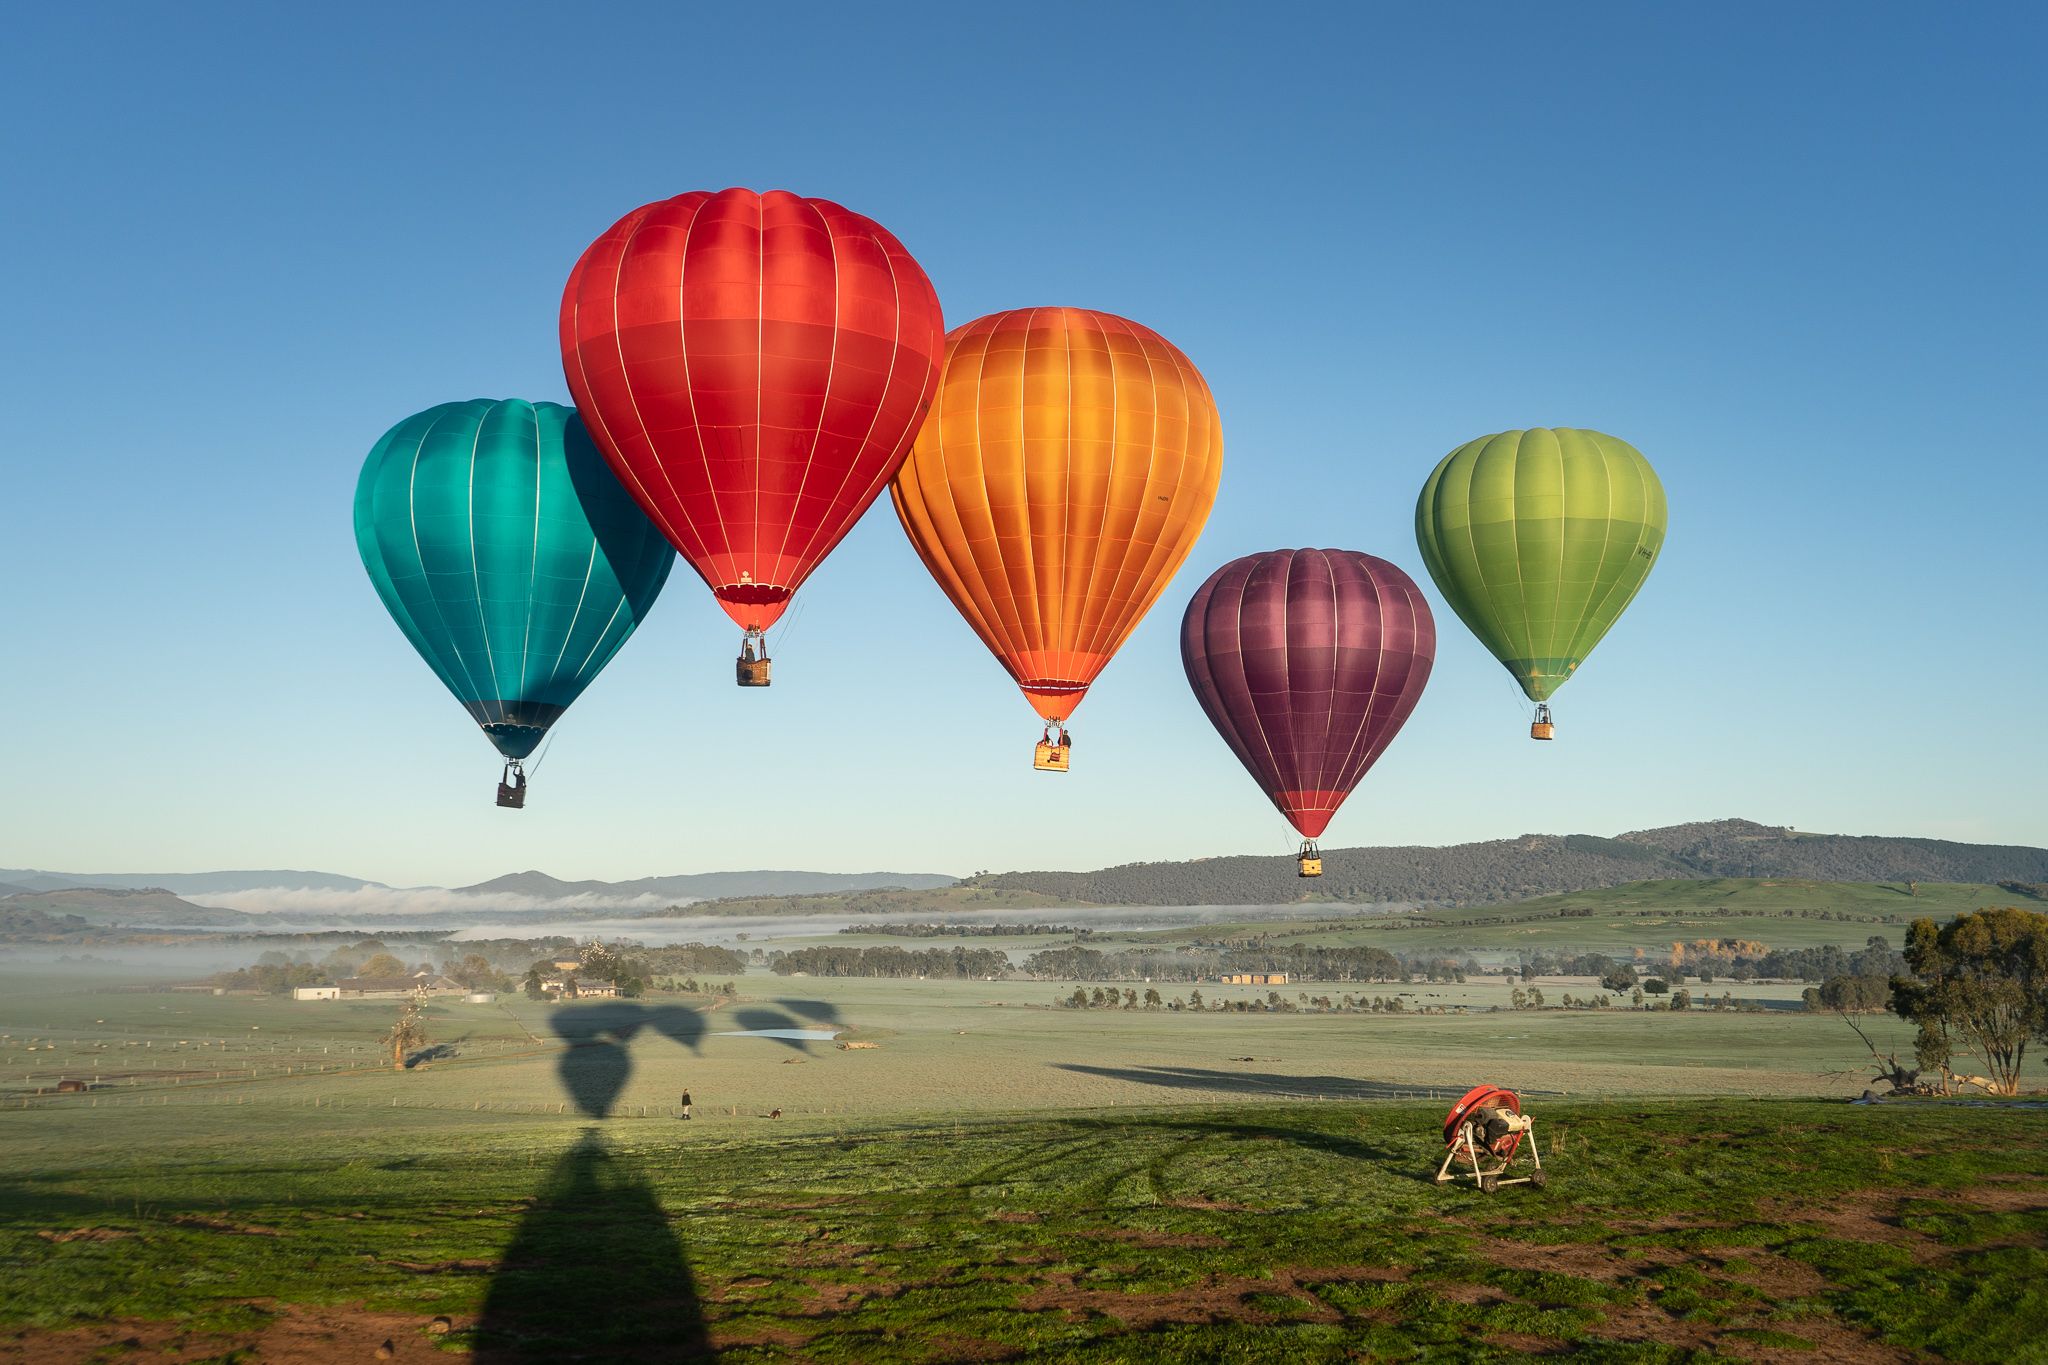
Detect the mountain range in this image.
<box><xmin>0</xmin><ymin>869</ymin><xmax>377</xmax><ymax>895</ymax></box>
<box><xmin>7</xmin><ymin>821</ymin><xmax>2046</xmax><ymax>924</ymax></box>
<box><xmin>0</xmin><ymin>867</ymin><xmax>958</xmax><ymax>917</ymax></box>
<box><xmin>966</xmin><ymin>819</ymin><xmax>2048</xmax><ymax>907</ymax></box>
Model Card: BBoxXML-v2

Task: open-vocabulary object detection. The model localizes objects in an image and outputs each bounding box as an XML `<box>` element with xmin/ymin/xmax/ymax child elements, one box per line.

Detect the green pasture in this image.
<box><xmin>1</xmin><ymin>1095</ymin><xmax>2043</xmax><ymax>1361</ymax></box>
<box><xmin>0</xmin><ymin>973</ymin><xmax>1928</xmax><ymax>1129</ymax></box>
<box><xmin>2</xmin><ymin>975</ymin><xmax>2043</xmax><ymax>1360</ymax></box>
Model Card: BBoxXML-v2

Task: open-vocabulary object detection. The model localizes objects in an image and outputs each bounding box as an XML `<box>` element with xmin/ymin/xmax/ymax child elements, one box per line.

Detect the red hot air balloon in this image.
<box><xmin>1181</xmin><ymin>549</ymin><xmax>1435</xmax><ymax>877</ymax></box>
<box><xmin>560</xmin><ymin>188</ymin><xmax>944</xmax><ymax>685</ymax></box>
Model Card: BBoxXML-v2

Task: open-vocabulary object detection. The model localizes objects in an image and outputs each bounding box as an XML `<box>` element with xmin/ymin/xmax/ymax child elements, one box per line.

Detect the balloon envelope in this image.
<box><xmin>1181</xmin><ymin>549</ymin><xmax>1434</xmax><ymax>839</ymax></box>
<box><xmin>354</xmin><ymin>399</ymin><xmax>674</xmax><ymax>760</ymax></box>
<box><xmin>559</xmin><ymin>187</ymin><xmax>944</xmax><ymax>632</ymax></box>
<box><xmin>1414</xmin><ymin>428</ymin><xmax>1665</xmax><ymax>702</ymax></box>
<box><xmin>892</xmin><ymin>307</ymin><xmax>1223</xmax><ymax>723</ymax></box>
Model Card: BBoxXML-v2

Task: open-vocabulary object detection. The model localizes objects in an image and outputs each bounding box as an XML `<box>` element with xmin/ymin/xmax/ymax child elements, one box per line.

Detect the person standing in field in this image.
<box><xmin>679</xmin><ymin>1088</ymin><xmax>693</xmax><ymax>1120</ymax></box>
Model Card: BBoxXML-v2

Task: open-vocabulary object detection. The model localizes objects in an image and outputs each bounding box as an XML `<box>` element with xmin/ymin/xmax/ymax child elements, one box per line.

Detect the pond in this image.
<box><xmin>712</xmin><ymin>1028</ymin><xmax>842</xmax><ymax>1041</ymax></box>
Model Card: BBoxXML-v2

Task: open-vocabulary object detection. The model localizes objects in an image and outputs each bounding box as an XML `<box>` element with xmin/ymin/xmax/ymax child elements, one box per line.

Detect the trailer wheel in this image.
<box><xmin>1480</xmin><ymin>1175</ymin><xmax>1498</xmax><ymax>1193</ymax></box>
<box><xmin>1531</xmin><ymin>1169</ymin><xmax>1548</xmax><ymax>1188</ymax></box>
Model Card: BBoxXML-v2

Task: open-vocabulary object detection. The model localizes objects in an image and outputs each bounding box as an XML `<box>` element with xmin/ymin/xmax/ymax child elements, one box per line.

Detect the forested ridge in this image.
<box><xmin>968</xmin><ymin>819</ymin><xmax>2048</xmax><ymax>907</ymax></box>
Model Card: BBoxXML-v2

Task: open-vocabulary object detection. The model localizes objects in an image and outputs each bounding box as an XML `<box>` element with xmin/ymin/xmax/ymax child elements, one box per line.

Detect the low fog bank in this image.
<box><xmin>0</xmin><ymin>942</ymin><xmax>294</xmax><ymax>976</ymax></box>
<box><xmin>191</xmin><ymin>885</ymin><xmax>691</xmax><ymax>918</ymax></box>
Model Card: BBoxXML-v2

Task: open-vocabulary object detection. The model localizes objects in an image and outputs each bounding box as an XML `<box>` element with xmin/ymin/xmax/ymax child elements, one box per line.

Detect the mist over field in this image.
<box><xmin>195</xmin><ymin>885</ymin><xmax>686</xmax><ymax>918</ymax></box>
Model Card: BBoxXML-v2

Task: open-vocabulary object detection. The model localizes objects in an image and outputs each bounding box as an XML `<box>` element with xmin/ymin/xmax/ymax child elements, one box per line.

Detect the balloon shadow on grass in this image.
<box><xmin>473</xmin><ymin>1008</ymin><xmax>719</xmax><ymax>1358</ymax></box>
<box><xmin>547</xmin><ymin>1003</ymin><xmax>711</xmax><ymax>1119</ymax></box>
<box><xmin>474</xmin><ymin>1129</ymin><xmax>714</xmax><ymax>1362</ymax></box>
<box><xmin>544</xmin><ymin>1000</ymin><xmax>845</xmax><ymax>1117</ymax></box>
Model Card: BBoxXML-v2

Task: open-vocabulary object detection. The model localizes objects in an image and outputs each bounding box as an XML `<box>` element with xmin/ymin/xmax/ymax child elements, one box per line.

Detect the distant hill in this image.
<box><xmin>1614</xmin><ymin>820</ymin><xmax>2048</xmax><ymax>883</ymax></box>
<box><xmin>0</xmin><ymin>866</ymin><xmax>955</xmax><ymax>913</ymax></box>
<box><xmin>0</xmin><ymin>887</ymin><xmax>257</xmax><ymax>926</ymax></box>
<box><xmin>968</xmin><ymin>819</ymin><xmax>2048</xmax><ymax>907</ymax></box>
<box><xmin>0</xmin><ymin>868</ymin><xmax>384</xmax><ymax>895</ymax></box>
<box><xmin>456</xmin><ymin>869</ymin><xmax>958</xmax><ymax>901</ymax></box>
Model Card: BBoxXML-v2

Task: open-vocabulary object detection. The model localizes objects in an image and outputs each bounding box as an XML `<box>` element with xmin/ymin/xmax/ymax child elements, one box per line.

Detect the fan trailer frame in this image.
<box><xmin>1435</xmin><ymin>1085</ymin><xmax>1547</xmax><ymax>1192</ymax></box>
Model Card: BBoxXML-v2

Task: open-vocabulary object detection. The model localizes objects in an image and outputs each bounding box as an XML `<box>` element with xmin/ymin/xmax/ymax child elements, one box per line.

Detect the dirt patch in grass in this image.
<box><xmin>1476</xmin><ymin>1233</ymin><xmax>1686</xmax><ymax>1282</ymax></box>
<box><xmin>1758</xmin><ymin>1189</ymin><xmax>1944</xmax><ymax>1260</ymax></box>
<box><xmin>921</xmin><ymin>1335</ymin><xmax>1025</xmax><ymax>1361</ymax></box>
<box><xmin>1954</xmin><ymin>1179</ymin><xmax>2048</xmax><ymax>1213</ymax></box>
<box><xmin>796</xmin><ymin>1279</ymin><xmax>904</xmax><ymax>1316</ymax></box>
<box><xmin>1425</xmin><ymin>1280</ymin><xmax>1518</xmax><ymax>1307</ymax></box>
<box><xmin>1584</xmin><ymin>1286</ymin><xmax>1912</xmax><ymax>1363</ymax></box>
<box><xmin>1096</xmin><ymin>1226</ymin><xmax>1229</xmax><ymax>1249</ymax></box>
<box><xmin>35</xmin><ymin>1227</ymin><xmax>133</xmax><ymax>1243</ymax></box>
<box><xmin>711</xmin><ymin>1324</ymin><xmax>812</xmax><ymax>1351</ymax></box>
<box><xmin>379</xmin><ymin>1256</ymin><xmax>495</xmax><ymax>1273</ymax></box>
<box><xmin>1580</xmin><ymin>1298</ymin><xmax>1722</xmax><ymax>1355</ymax></box>
<box><xmin>0</xmin><ymin>1302</ymin><xmax>456</xmax><ymax>1364</ymax></box>
<box><xmin>1019</xmin><ymin>1267</ymin><xmax>1358</xmax><ymax>1329</ymax></box>
<box><xmin>1713</xmin><ymin>1319</ymin><xmax>1917</xmax><ymax>1364</ymax></box>
<box><xmin>170</xmin><ymin>1213</ymin><xmax>280</xmax><ymax>1237</ymax></box>
<box><xmin>1487</xmin><ymin>1331</ymin><xmax>1570</xmax><ymax>1355</ymax></box>
<box><xmin>787</xmin><ymin>1237</ymin><xmax>876</xmax><ymax>1267</ymax></box>
<box><xmin>1702</xmin><ymin>1247</ymin><xmax>1831</xmax><ymax>1299</ymax></box>
<box><xmin>1291</xmin><ymin>1264</ymin><xmax>1411</xmax><ymax>1286</ymax></box>
<box><xmin>984</xmin><ymin>1210</ymin><xmax>1041</xmax><ymax>1223</ymax></box>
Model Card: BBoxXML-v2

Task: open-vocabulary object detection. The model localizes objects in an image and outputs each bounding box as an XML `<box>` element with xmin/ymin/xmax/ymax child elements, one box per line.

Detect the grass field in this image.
<box><xmin>3</xmin><ymin>971</ymin><xmax>2042</xmax><ymax>1361</ymax></box>
<box><xmin>0</xmin><ymin>971</ymin><xmax>1919</xmax><ymax>1122</ymax></box>
<box><xmin>3</xmin><ymin>1096</ymin><xmax>2044</xmax><ymax>1361</ymax></box>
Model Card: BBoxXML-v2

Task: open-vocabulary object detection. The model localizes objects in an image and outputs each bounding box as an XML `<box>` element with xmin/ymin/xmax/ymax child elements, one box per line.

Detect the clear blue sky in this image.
<box><xmin>3</xmin><ymin>4</ymin><xmax>2042</xmax><ymax>887</ymax></box>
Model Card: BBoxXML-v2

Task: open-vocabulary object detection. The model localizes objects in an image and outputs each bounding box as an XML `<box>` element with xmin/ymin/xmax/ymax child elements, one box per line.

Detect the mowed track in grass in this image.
<box><xmin>2</xmin><ymin>1099</ymin><xmax>2045</xmax><ymax>1362</ymax></box>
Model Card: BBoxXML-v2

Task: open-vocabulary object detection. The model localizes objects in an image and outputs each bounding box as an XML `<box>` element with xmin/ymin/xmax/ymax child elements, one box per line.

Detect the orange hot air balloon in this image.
<box><xmin>891</xmin><ymin>307</ymin><xmax>1223</xmax><ymax>769</ymax></box>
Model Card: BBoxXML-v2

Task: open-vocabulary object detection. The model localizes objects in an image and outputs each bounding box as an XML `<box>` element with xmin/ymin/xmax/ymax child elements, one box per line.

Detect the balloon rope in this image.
<box><xmin>526</xmin><ymin>731</ymin><xmax>558</xmax><ymax>777</ymax></box>
<box><xmin>772</xmin><ymin>594</ymin><xmax>809</xmax><ymax>655</ymax></box>
<box><xmin>1504</xmin><ymin>672</ymin><xmax>1535</xmax><ymax>719</ymax></box>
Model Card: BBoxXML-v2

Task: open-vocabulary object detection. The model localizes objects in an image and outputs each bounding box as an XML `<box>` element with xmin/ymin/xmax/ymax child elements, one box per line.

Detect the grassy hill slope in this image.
<box><xmin>1080</xmin><ymin>878</ymin><xmax>2014</xmax><ymax>960</ymax></box>
<box><xmin>0</xmin><ymin>887</ymin><xmax>254</xmax><ymax>927</ymax></box>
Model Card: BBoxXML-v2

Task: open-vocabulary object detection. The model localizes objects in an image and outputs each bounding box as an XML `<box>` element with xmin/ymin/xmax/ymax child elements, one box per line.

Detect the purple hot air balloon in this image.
<box><xmin>1180</xmin><ymin>549</ymin><xmax>1435</xmax><ymax>875</ymax></box>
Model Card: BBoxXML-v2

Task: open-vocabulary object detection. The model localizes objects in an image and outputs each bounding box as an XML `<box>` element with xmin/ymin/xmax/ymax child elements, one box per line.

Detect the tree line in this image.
<box><xmin>768</xmin><ymin>945</ymin><xmax>1011</xmax><ymax>978</ymax></box>
<box><xmin>842</xmin><ymin>922</ymin><xmax>1078</xmax><ymax>938</ymax></box>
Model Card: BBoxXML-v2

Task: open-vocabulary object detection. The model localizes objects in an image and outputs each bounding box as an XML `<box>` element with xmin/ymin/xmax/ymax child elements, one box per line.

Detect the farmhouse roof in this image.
<box><xmin>338</xmin><ymin>975</ymin><xmax>463</xmax><ymax>993</ymax></box>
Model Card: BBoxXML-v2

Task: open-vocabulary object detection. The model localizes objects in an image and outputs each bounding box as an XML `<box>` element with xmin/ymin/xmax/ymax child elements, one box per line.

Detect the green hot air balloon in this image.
<box><xmin>354</xmin><ymin>399</ymin><xmax>674</xmax><ymax>805</ymax></box>
<box><xmin>1415</xmin><ymin>428</ymin><xmax>1666</xmax><ymax>740</ymax></box>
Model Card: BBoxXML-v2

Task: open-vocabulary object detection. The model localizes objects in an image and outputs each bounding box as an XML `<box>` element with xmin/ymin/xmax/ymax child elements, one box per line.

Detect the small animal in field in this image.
<box><xmin>768</xmin><ymin>1107</ymin><xmax>782</xmax><ymax>1119</ymax></box>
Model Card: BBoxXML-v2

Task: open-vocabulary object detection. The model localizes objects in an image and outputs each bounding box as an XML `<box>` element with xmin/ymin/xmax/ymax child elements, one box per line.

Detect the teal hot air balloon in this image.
<box><xmin>354</xmin><ymin>399</ymin><xmax>673</xmax><ymax>805</ymax></box>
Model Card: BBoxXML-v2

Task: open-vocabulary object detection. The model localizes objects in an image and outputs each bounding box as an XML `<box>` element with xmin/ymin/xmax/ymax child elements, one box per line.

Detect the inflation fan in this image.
<box><xmin>1435</xmin><ymin>1085</ymin><xmax>1546</xmax><ymax>1192</ymax></box>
